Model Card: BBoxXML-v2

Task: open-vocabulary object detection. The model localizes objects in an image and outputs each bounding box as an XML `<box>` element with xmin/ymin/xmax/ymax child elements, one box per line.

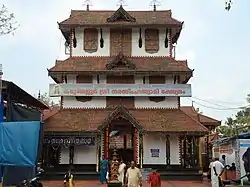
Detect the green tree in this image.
<box><xmin>0</xmin><ymin>4</ymin><xmax>18</xmax><ymax>35</ymax></box>
<box><xmin>219</xmin><ymin>94</ymin><xmax>250</xmax><ymax>137</ymax></box>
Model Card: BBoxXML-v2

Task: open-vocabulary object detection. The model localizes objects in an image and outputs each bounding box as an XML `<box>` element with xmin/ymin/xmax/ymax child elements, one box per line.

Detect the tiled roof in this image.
<box><xmin>43</xmin><ymin>107</ymin><xmax>60</xmax><ymax>121</ymax></box>
<box><xmin>180</xmin><ymin>106</ymin><xmax>221</xmax><ymax>126</ymax></box>
<box><xmin>49</xmin><ymin>56</ymin><xmax>192</xmax><ymax>73</ymax></box>
<box><xmin>59</xmin><ymin>9</ymin><xmax>182</xmax><ymax>27</ymax></box>
<box><xmin>44</xmin><ymin>108</ymin><xmax>208</xmax><ymax>133</ymax></box>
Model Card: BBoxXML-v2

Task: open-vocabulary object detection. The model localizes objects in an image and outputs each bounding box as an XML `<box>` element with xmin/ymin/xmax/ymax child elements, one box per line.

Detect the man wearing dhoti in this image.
<box><xmin>211</xmin><ymin>157</ymin><xmax>225</xmax><ymax>187</ymax></box>
<box><xmin>125</xmin><ymin>161</ymin><xmax>142</xmax><ymax>187</ymax></box>
<box><xmin>118</xmin><ymin>160</ymin><xmax>126</xmax><ymax>185</ymax></box>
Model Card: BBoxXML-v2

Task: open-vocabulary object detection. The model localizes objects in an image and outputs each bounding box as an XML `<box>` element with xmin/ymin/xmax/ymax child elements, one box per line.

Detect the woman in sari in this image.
<box><xmin>100</xmin><ymin>156</ymin><xmax>109</xmax><ymax>184</ymax></box>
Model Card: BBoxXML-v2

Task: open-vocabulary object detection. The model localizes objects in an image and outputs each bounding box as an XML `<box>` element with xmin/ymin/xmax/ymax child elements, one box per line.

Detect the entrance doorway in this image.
<box><xmin>108</xmin><ymin>117</ymin><xmax>135</xmax><ymax>163</ymax></box>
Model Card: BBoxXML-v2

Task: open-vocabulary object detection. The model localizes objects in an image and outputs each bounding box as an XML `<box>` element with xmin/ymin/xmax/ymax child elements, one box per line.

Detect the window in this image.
<box><xmin>84</xmin><ymin>28</ymin><xmax>98</xmax><ymax>53</ymax></box>
<box><xmin>145</xmin><ymin>29</ymin><xmax>159</xmax><ymax>53</ymax></box>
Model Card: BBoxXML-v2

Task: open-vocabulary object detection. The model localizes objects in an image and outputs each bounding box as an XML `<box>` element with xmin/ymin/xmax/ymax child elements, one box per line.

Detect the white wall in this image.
<box><xmin>72</xmin><ymin>28</ymin><xmax>110</xmax><ymax>56</ymax></box>
<box><xmin>72</xmin><ymin>28</ymin><xmax>170</xmax><ymax>57</ymax></box>
<box><xmin>131</xmin><ymin>28</ymin><xmax>170</xmax><ymax>56</ymax></box>
<box><xmin>60</xmin><ymin>147</ymin><xmax>69</xmax><ymax>164</ymax></box>
<box><xmin>143</xmin><ymin>134</ymin><xmax>166</xmax><ymax>164</ymax></box>
<box><xmin>143</xmin><ymin>134</ymin><xmax>180</xmax><ymax>165</ymax></box>
<box><xmin>74</xmin><ymin>145</ymin><xmax>97</xmax><ymax>164</ymax></box>
<box><xmin>170</xmin><ymin>135</ymin><xmax>180</xmax><ymax>165</ymax></box>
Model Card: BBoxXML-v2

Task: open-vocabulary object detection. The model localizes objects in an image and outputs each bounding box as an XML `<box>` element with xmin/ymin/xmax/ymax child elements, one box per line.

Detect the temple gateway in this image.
<box><xmin>42</xmin><ymin>4</ymin><xmax>220</xmax><ymax>180</ymax></box>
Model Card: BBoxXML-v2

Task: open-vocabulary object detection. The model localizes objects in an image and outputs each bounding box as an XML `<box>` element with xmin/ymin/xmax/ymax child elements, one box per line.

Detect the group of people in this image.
<box><xmin>100</xmin><ymin>156</ymin><xmax>161</xmax><ymax>187</ymax></box>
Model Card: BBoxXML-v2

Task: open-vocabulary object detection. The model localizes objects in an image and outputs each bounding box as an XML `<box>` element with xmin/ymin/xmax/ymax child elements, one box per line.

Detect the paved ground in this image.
<box><xmin>41</xmin><ymin>180</ymin><xmax>240</xmax><ymax>187</ymax></box>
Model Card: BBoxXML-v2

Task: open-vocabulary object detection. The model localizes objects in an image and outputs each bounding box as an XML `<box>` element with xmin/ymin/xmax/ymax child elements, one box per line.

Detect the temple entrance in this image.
<box><xmin>107</xmin><ymin>117</ymin><xmax>136</xmax><ymax>164</ymax></box>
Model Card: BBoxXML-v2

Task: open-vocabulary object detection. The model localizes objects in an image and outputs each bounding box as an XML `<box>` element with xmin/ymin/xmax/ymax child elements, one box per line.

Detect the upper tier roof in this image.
<box><xmin>59</xmin><ymin>8</ymin><xmax>182</xmax><ymax>27</ymax></box>
<box><xmin>58</xmin><ymin>6</ymin><xmax>183</xmax><ymax>44</ymax></box>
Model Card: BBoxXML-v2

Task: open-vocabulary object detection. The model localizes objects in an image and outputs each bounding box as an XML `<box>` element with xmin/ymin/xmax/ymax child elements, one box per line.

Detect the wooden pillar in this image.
<box><xmin>191</xmin><ymin>136</ymin><xmax>196</xmax><ymax>167</ymax></box>
<box><xmin>198</xmin><ymin>137</ymin><xmax>203</xmax><ymax>170</ymax></box>
<box><xmin>96</xmin><ymin>134</ymin><xmax>101</xmax><ymax>172</ymax></box>
<box><xmin>166</xmin><ymin>135</ymin><xmax>170</xmax><ymax>166</ymax></box>
<box><xmin>133</xmin><ymin>128</ymin><xmax>139</xmax><ymax>165</ymax></box>
<box><xmin>183</xmin><ymin>136</ymin><xmax>187</xmax><ymax>167</ymax></box>
<box><xmin>69</xmin><ymin>146</ymin><xmax>74</xmax><ymax>165</ymax></box>
<box><xmin>105</xmin><ymin>126</ymin><xmax>109</xmax><ymax>159</ymax></box>
<box><xmin>139</xmin><ymin>133</ymin><xmax>143</xmax><ymax>169</ymax></box>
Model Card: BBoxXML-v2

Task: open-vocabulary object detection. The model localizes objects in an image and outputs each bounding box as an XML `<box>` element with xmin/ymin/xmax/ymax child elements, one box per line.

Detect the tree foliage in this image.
<box><xmin>39</xmin><ymin>92</ymin><xmax>60</xmax><ymax>107</ymax></box>
<box><xmin>219</xmin><ymin>94</ymin><xmax>250</xmax><ymax>137</ymax></box>
<box><xmin>0</xmin><ymin>4</ymin><xmax>18</xmax><ymax>35</ymax></box>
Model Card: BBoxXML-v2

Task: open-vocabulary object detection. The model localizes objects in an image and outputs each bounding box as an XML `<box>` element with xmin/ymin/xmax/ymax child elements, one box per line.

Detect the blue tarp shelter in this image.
<box><xmin>0</xmin><ymin>121</ymin><xmax>41</xmax><ymax>186</ymax></box>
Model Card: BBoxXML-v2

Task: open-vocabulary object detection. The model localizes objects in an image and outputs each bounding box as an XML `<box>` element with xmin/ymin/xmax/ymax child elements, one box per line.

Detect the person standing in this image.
<box><xmin>211</xmin><ymin>157</ymin><xmax>225</xmax><ymax>187</ymax></box>
<box><xmin>125</xmin><ymin>161</ymin><xmax>142</xmax><ymax>187</ymax></box>
<box><xmin>63</xmin><ymin>169</ymin><xmax>74</xmax><ymax>187</ymax></box>
<box><xmin>100</xmin><ymin>156</ymin><xmax>109</xmax><ymax>184</ymax></box>
<box><xmin>118</xmin><ymin>160</ymin><xmax>126</xmax><ymax>185</ymax></box>
<box><xmin>148</xmin><ymin>169</ymin><xmax>161</xmax><ymax>187</ymax></box>
<box><xmin>208</xmin><ymin>158</ymin><xmax>215</xmax><ymax>180</ymax></box>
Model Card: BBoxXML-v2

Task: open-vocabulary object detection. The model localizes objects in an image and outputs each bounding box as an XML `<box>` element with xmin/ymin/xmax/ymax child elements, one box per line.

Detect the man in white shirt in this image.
<box><xmin>211</xmin><ymin>157</ymin><xmax>225</xmax><ymax>187</ymax></box>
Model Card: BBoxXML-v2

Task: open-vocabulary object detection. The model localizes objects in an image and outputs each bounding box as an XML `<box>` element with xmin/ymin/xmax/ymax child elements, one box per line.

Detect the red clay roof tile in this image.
<box><xmin>49</xmin><ymin>56</ymin><xmax>192</xmax><ymax>73</ymax></box>
<box><xmin>181</xmin><ymin>106</ymin><xmax>221</xmax><ymax>126</ymax></box>
<box><xmin>44</xmin><ymin>108</ymin><xmax>208</xmax><ymax>133</ymax></box>
<box><xmin>59</xmin><ymin>10</ymin><xmax>182</xmax><ymax>27</ymax></box>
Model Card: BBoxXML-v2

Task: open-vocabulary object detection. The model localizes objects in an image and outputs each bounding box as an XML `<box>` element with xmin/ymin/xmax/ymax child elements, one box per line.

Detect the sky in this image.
<box><xmin>1</xmin><ymin>0</ymin><xmax>250</xmax><ymax>122</ymax></box>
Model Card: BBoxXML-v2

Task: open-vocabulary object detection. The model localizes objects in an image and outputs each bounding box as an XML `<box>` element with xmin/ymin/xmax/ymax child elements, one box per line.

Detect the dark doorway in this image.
<box><xmin>108</xmin><ymin>117</ymin><xmax>135</xmax><ymax>162</ymax></box>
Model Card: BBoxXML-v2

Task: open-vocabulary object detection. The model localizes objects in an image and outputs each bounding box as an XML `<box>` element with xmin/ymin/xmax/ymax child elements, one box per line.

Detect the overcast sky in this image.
<box><xmin>1</xmin><ymin>0</ymin><xmax>250</xmax><ymax>122</ymax></box>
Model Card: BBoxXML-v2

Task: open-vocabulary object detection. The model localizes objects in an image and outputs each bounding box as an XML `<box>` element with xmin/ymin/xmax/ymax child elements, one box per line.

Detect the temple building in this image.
<box><xmin>42</xmin><ymin>4</ymin><xmax>220</xmax><ymax>180</ymax></box>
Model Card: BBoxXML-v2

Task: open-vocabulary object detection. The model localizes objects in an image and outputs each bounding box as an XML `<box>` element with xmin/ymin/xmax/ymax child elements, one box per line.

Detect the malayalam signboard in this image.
<box><xmin>49</xmin><ymin>83</ymin><xmax>192</xmax><ymax>97</ymax></box>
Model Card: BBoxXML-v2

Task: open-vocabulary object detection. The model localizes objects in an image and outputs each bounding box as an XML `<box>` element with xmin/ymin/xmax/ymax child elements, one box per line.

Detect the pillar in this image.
<box><xmin>198</xmin><ymin>137</ymin><xmax>203</xmax><ymax>170</ymax></box>
<box><xmin>166</xmin><ymin>135</ymin><xmax>170</xmax><ymax>166</ymax></box>
<box><xmin>96</xmin><ymin>134</ymin><xmax>101</xmax><ymax>172</ymax></box>
<box><xmin>105</xmin><ymin>126</ymin><xmax>109</xmax><ymax>159</ymax></box>
<box><xmin>133</xmin><ymin>128</ymin><xmax>139</xmax><ymax>165</ymax></box>
<box><xmin>69</xmin><ymin>146</ymin><xmax>74</xmax><ymax>165</ymax></box>
<box><xmin>139</xmin><ymin>133</ymin><xmax>143</xmax><ymax>169</ymax></box>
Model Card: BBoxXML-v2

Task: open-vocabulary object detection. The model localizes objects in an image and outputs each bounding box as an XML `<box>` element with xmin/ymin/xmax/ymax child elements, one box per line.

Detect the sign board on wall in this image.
<box><xmin>150</xmin><ymin>149</ymin><xmax>160</xmax><ymax>158</ymax></box>
<box><xmin>239</xmin><ymin>139</ymin><xmax>250</xmax><ymax>182</ymax></box>
<box><xmin>49</xmin><ymin>83</ymin><xmax>192</xmax><ymax>97</ymax></box>
<box><xmin>44</xmin><ymin>136</ymin><xmax>96</xmax><ymax>146</ymax></box>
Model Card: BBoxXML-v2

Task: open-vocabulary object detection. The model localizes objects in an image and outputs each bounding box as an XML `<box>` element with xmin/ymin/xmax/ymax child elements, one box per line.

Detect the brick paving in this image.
<box><xmin>40</xmin><ymin>180</ymin><xmax>240</xmax><ymax>187</ymax></box>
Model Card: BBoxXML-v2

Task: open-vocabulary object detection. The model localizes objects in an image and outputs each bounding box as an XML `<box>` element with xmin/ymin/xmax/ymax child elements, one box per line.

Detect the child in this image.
<box><xmin>64</xmin><ymin>169</ymin><xmax>74</xmax><ymax>187</ymax></box>
<box><xmin>148</xmin><ymin>169</ymin><xmax>161</xmax><ymax>187</ymax></box>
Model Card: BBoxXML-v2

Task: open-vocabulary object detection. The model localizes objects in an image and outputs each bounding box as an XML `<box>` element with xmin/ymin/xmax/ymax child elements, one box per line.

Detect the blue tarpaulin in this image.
<box><xmin>0</xmin><ymin>121</ymin><xmax>41</xmax><ymax>167</ymax></box>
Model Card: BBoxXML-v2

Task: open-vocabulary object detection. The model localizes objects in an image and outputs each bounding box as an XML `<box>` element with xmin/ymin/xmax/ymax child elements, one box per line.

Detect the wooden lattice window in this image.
<box><xmin>84</xmin><ymin>28</ymin><xmax>98</xmax><ymax>53</ymax></box>
<box><xmin>149</xmin><ymin>76</ymin><xmax>165</xmax><ymax>102</ymax></box>
<box><xmin>76</xmin><ymin>75</ymin><xmax>93</xmax><ymax>102</ymax></box>
<box><xmin>145</xmin><ymin>29</ymin><xmax>159</xmax><ymax>54</ymax></box>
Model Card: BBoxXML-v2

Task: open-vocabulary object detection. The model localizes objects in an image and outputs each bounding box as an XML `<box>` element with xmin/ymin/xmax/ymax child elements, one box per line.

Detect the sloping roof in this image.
<box><xmin>43</xmin><ymin>107</ymin><xmax>60</xmax><ymax>121</ymax></box>
<box><xmin>59</xmin><ymin>9</ymin><xmax>182</xmax><ymax>27</ymax></box>
<box><xmin>180</xmin><ymin>106</ymin><xmax>221</xmax><ymax>126</ymax></box>
<box><xmin>49</xmin><ymin>56</ymin><xmax>192</xmax><ymax>73</ymax></box>
<box><xmin>2</xmin><ymin>80</ymin><xmax>49</xmax><ymax>109</ymax></box>
<box><xmin>44</xmin><ymin>108</ymin><xmax>208</xmax><ymax>133</ymax></box>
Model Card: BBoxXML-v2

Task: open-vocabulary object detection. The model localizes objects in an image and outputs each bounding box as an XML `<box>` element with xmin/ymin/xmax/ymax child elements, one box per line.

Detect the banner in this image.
<box><xmin>44</xmin><ymin>136</ymin><xmax>96</xmax><ymax>146</ymax></box>
<box><xmin>49</xmin><ymin>83</ymin><xmax>192</xmax><ymax>97</ymax></box>
<box><xmin>0</xmin><ymin>121</ymin><xmax>41</xmax><ymax>166</ymax></box>
<box><xmin>239</xmin><ymin>139</ymin><xmax>250</xmax><ymax>183</ymax></box>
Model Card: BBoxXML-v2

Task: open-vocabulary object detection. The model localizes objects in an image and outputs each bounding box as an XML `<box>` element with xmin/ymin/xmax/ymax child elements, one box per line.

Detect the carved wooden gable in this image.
<box><xmin>145</xmin><ymin>29</ymin><xmax>159</xmax><ymax>54</ymax></box>
<box><xmin>84</xmin><ymin>28</ymin><xmax>98</xmax><ymax>53</ymax></box>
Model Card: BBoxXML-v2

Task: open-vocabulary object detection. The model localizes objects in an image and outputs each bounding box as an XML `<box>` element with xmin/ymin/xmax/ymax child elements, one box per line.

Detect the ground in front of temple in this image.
<box><xmin>41</xmin><ymin>180</ymin><xmax>241</xmax><ymax>187</ymax></box>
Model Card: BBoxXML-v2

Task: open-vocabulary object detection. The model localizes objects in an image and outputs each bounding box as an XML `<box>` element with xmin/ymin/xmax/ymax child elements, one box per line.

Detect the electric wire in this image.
<box><xmin>187</xmin><ymin>98</ymin><xmax>249</xmax><ymax>111</ymax></box>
